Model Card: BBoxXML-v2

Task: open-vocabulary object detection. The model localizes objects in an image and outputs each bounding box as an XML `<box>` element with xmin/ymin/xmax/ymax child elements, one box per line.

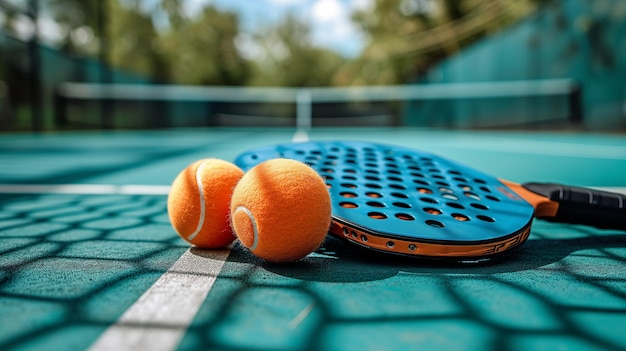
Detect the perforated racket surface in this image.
<box><xmin>234</xmin><ymin>141</ymin><xmax>626</xmax><ymax>259</ymax></box>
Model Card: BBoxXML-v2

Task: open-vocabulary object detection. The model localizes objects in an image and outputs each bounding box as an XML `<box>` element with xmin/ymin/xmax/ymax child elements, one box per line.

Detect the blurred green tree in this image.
<box><xmin>247</xmin><ymin>13</ymin><xmax>346</xmax><ymax>87</ymax></box>
<box><xmin>343</xmin><ymin>0</ymin><xmax>536</xmax><ymax>85</ymax></box>
<box><xmin>45</xmin><ymin>0</ymin><xmax>249</xmax><ymax>85</ymax></box>
<box><xmin>154</xmin><ymin>4</ymin><xmax>249</xmax><ymax>85</ymax></box>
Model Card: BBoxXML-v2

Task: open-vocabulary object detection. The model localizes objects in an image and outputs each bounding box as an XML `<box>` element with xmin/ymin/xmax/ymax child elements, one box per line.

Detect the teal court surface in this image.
<box><xmin>1</xmin><ymin>127</ymin><xmax>625</xmax><ymax>351</ymax></box>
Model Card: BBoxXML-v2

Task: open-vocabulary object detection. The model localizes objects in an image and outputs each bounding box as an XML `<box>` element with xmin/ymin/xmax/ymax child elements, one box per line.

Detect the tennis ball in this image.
<box><xmin>230</xmin><ymin>158</ymin><xmax>332</xmax><ymax>262</ymax></box>
<box><xmin>168</xmin><ymin>158</ymin><xmax>244</xmax><ymax>248</ymax></box>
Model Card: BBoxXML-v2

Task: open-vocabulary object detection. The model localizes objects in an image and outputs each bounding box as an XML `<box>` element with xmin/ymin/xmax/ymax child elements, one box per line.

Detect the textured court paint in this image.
<box><xmin>1</xmin><ymin>128</ymin><xmax>626</xmax><ymax>351</ymax></box>
<box><xmin>88</xmin><ymin>249</ymin><xmax>229</xmax><ymax>351</ymax></box>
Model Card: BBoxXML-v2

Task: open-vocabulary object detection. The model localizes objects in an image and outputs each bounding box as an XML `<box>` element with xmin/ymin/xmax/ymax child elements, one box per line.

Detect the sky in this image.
<box><xmin>183</xmin><ymin>0</ymin><xmax>374</xmax><ymax>58</ymax></box>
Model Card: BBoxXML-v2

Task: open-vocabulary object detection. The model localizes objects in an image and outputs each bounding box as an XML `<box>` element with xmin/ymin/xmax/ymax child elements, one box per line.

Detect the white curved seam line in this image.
<box><xmin>235</xmin><ymin>206</ymin><xmax>259</xmax><ymax>250</ymax></box>
<box><xmin>187</xmin><ymin>162</ymin><xmax>207</xmax><ymax>241</ymax></box>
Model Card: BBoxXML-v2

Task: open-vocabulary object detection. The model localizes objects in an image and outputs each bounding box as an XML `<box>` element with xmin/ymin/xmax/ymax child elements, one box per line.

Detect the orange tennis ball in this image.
<box><xmin>230</xmin><ymin>158</ymin><xmax>332</xmax><ymax>262</ymax></box>
<box><xmin>168</xmin><ymin>159</ymin><xmax>244</xmax><ymax>248</ymax></box>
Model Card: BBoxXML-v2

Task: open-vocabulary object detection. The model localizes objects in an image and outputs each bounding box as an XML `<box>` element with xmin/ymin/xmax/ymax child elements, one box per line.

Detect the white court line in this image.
<box><xmin>88</xmin><ymin>248</ymin><xmax>230</xmax><ymax>351</ymax></box>
<box><xmin>0</xmin><ymin>184</ymin><xmax>170</xmax><ymax>195</ymax></box>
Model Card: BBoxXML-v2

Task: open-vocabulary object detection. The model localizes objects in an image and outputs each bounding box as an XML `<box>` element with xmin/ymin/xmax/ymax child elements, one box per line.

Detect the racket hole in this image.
<box><xmin>414</xmin><ymin>179</ymin><xmax>429</xmax><ymax>186</ymax></box>
<box><xmin>474</xmin><ymin>178</ymin><xmax>487</xmax><ymax>184</ymax></box>
<box><xmin>477</xmin><ymin>215</ymin><xmax>496</xmax><ymax>222</ymax></box>
<box><xmin>386</xmin><ymin>241</ymin><xmax>395</xmax><ymax>248</ymax></box>
<box><xmin>408</xmin><ymin>244</ymin><xmax>417</xmax><ymax>251</ymax></box>
<box><xmin>448</xmin><ymin>170</ymin><xmax>462</xmax><ymax>175</ymax></box>
<box><xmin>423</xmin><ymin>207</ymin><xmax>442</xmax><ymax>215</ymax></box>
<box><xmin>322</xmin><ymin>175</ymin><xmax>334</xmax><ymax>180</ymax></box>
<box><xmin>365</xmin><ymin>183</ymin><xmax>382</xmax><ymax>189</ymax></box>
<box><xmin>342</xmin><ymin>175</ymin><xmax>357</xmax><ymax>180</ymax></box>
<box><xmin>341</xmin><ymin>183</ymin><xmax>357</xmax><ymax>189</ymax></box>
<box><xmin>340</xmin><ymin>202</ymin><xmax>358</xmax><ymax>208</ymax></box>
<box><xmin>387</xmin><ymin>176</ymin><xmax>403</xmax><ymax>182</ymax></box>
<box><xmin>361</xmin><ymin>235</ymin><xmax>368</xmax><ymax>242</ymax></box>
<box><xmin>344</xmin><ymin>169</ymin><xmax>357</xmax><ymax>173</ymax></box>
<box><xmin>368</xmin><ymin>212</ymin><xmax>387</xmax><ymax>219</ymax></box>
<box><xmin>417</xmin><ymin>187</ymin><xmax>433</xmax><ymax>194</ymax></box>
<box><xmin>464</xmin><ymin>192</ymin><xmax>481</xmax><ymax>200</ymax></box>
<box><xmin>452</xmin><ymin>213</ymin><xmax>470</xmax><ymax>221</ymax></box>
<box><xmin>366</xmin><ymin>192</ymin><xmax>383</xmax><ymax>198</ymax></box>
<box><xmin>295</xmin><ymin>150</ymin><xmax>305</xmax><ymax>155</ymax></box>
<box><xmin>251</xmin><ymin>154</ymin><xmax>259</xmax><ymax>159</ymax></box>
<box><xmin>480</xmin><ymin>186</ymin><xmax>491</xmax><ymax>193</ymax></box>
<box><xmin>395</xmin><ymin>213</ymin><xmax>415</xmax><ymax>221</ymax></box>
<box><xmin>365</xmin><ymin>175</ymin><xmax>381</xmax><ymax>181</ymax></box>
<box><xmin>340</xmin><ymin>192</ymin><xmax>358</xmax><ymax>198</ymax></box>
<box><xmin>410</xmin><ymin>172</ymin><xmax>425</xmax><ymax>178</ymax></box>
<box><xmin>435</xmin><ymin>181</ymin><xmax>450</xmax><ymax>187</ymax></box>
<box><xmin>446</xmin><ymin>202</ymin><xmax>465</xmax><ymax>209</ymax></box>
<box><xmin>389</xmin><ymin>184</ymin><xmax>406</xmax><ymax>190</ymax></box>
<box><xmin>486</xmin><ymin>195</ymin><xmax>500</xmax><ymax>202</ymax></box>
<box><xmin>425</xmin><ymin>220</ymin><xmax>445</xmax><ymax>228</ymax></box>
<box><xmin>321</xmin><ymin>168</ymin><xmax>334</xmax><ymax>173</ymax></box>
<box><xmin>471</xmin><ymin>203</ymin><xmax>489</xmax><ymax>210</ymax></box>
<box><xmin>387</xmin><ymin>170</ymin><xmax>401</xmax><ymax>175</ymax></box>
<box><xmin>342</xmin><ymin>227</ymin><xmax>349</xmax><ymax>236</ymax></box>
<box><xmin>391</xmin><ymin>192</ymin><xmax>409</xmax><ymax>199</ymax></box>
<box><xmin>439</xmin><ymin>187</ymin><xmax>453</xmax><ymax>193</ymax></box>
<box><xmin>419</xmin><ymin>197</ymin><xmax>438</xmax><ymax>204</ymax></box>
<box><xmin>365</xmin><ymin>163</ymin><xmax>378</xmax><ymax>168</ymax></box>
<box><xmin>453</xmin><ymin>177</ymin><xmax>468</xmax><ymax>183</ymax></box>
<box><xmin>459</xmin><ymin>184</ymin><xmax>473</xmax><ymax>191</ymax></box>
<box><xmin>365</xmin><ymin>169</ymin><xmax>380</xmax><ymax>174</ymax></box>
<box><xmin>366</xmin><ymin>201</ymin><xmax>385</xmax><ymax>208</ymax></box>
<box><xmin>393</xmin><ymin>202</ymin><xmax>411</xmax><ymax>208</ymax></box>
<box><xmin>351</xmin><ymin>230</ymin><xmax>358</xmax><ymax>238</ymax></box>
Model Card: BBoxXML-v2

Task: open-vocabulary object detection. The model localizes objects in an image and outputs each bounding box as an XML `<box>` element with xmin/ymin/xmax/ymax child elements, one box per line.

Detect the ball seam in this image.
<box><xmin>186</xmin><ymin>161</ymin><xmax>207</xmax><ymax>241</ymax></box>
<box><xmin>234</xmin><ymin>206</ymin><xmax>259</xmax><ymax>250</ymax></box>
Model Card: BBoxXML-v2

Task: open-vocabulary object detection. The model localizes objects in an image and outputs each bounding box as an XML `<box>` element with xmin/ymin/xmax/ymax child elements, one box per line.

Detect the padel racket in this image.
<box><xmin>234</xmin><ymin>141</ymin><xmax>626</xmax><ymax>259</ymax></box>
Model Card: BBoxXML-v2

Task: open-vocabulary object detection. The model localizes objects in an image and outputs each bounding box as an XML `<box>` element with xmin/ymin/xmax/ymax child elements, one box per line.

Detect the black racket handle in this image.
<box><xmin>523</xmin><ymin>182</ymin><xmax>626</xmax><ymax>230</ymax></box>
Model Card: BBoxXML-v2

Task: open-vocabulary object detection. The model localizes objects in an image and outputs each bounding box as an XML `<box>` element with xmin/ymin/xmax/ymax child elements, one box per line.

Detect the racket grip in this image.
<box><xmin>523</xmin><ymin>182</ymin><xmax>626</xmax><ymax>230</ymax></box>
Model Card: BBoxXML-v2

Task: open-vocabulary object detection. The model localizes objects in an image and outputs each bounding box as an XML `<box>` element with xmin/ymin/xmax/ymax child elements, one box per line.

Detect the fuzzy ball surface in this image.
<box><xmin>168</xmin><ymin>158</ymin><xmax>244</xmax><ymax>248</ymax></box>
<box><xmin>230</xmin><ymin>158</ymin><xmax>332</xmax><ymax>262</ymax></box>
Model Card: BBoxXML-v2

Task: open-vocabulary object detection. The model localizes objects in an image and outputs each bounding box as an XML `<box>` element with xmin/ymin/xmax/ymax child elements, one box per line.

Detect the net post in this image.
<box><xmin>568</xmin><ymin>82</ymin><xmax>583</xmax><ymax>127</ymax></box>
<box><xmin>28</xmin><ymin>0</ymin><xmax>43</xmax><ymax>132</ymax></box>
<box><xmin>294</xmin><ymin>89</ymin><xmax>312</xmax><ymax>142</ymax></box>
<box><xmin>53</xmin><ymin>86</ymin><xmax>67</xmax><ymax>127</ymax></box>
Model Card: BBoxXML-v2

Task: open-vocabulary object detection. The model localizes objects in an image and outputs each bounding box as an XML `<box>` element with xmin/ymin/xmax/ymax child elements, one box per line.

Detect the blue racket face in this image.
<box><xmin>234</xmin><ymin>141</ymin><xmax>534</xmax><ymax>258</ymax></box>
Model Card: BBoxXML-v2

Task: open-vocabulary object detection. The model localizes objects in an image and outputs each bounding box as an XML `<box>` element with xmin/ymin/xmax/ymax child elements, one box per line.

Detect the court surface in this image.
<box><xmin>1</xmin><ymin>127</ymin><xmax>625</xmax><ymax>351</ymax></box>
